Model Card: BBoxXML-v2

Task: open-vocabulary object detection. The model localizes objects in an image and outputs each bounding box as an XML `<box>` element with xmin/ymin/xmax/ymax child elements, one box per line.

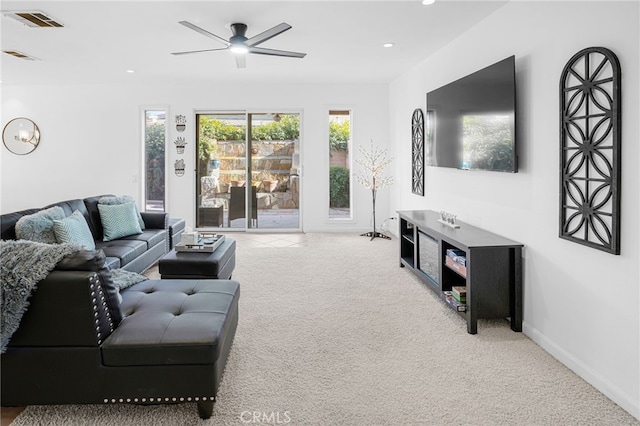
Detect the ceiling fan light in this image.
<box><xmin>230</xmin><ymin>44</ymin><xmax>248</xmax><ymax>54</ymax></box>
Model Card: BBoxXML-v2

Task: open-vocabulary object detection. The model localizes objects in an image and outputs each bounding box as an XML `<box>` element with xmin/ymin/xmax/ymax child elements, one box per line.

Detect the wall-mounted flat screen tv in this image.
<box><xmin>426</xmin><ymin>55</ymin><xmax>517</xmax><ymax>172</ymax></box>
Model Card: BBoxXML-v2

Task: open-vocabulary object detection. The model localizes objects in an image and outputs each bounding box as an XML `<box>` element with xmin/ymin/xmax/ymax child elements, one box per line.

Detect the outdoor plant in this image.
<box><xmin>329</xmin><ymin>120</ymin><xmax>350</xmax><ymax>152</ymax></box>
<box><xmin>145</xmin><ymin>122</ymin><xmax>165</xmax><ymax>201</ymax></box>
<box><xmin>329</xmin><ymin>166</ymin><xmax>350</xmax><ymax>208</ymax></box>
<box><xmin>252</xmin><ymin>115</ymin><xmax>300</xmax><ymax>141</ymax></box>
<box><xmin>198</xmin><ymin>115</ymin><xmax>300</xmax><ymax>142</ymax></box>
<box><xmin>199</xmin><ymin>116</ymin><xmax>245</xmax><ymax>141</ymax></box>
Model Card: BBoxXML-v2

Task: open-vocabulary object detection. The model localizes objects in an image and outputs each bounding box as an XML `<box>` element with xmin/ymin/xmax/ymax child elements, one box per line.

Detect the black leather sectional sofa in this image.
<box><xmin>1</xmin><ymin>249</ymin><xmax>240</xmax><ymax>419</ymax></box>
<box><xmin>1</xmin><ymin>194</ymin><xmax>168</xmax><ymax>273</ymax></box>
<box><xmin>0</xmin><ymin>195</ymin><xmax>238</xmax><ymax>419</ymax></box>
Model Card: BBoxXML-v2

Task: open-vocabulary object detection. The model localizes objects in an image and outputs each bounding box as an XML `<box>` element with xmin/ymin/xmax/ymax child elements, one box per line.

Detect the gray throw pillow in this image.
<box><xmin>110</xmin><ymin>268</ymin><xmax>148</xmax><ymax>291</ymax></box>
<box><xmin>110</xmin><ymin>268</ymin><xmax>149</xmax><ymax>304</ymax></box>
<box><xmin>15</xmin><ymin>206</ymin><xmax>66</xmax><ymax>244</ymax></box>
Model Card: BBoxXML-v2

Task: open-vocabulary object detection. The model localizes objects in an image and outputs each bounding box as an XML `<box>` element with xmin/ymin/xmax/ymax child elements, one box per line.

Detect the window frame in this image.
<box><xmin>327</xmin><ymin>107</ymin><xmax>354</xmax><ymax>222</ymax></box>
<box><xmin>141</xmin><ymin>106</ymin><xmax>169</xmax><ymax>213</ymax></box>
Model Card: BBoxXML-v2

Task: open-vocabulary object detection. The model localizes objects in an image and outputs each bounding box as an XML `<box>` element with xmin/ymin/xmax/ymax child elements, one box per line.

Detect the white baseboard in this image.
<box><xmin>523</xmin><ymin>321</ymin><xmax>639</xmax><ymax>421</ymax></box>
<box><xmin>303</xmin><ymin>226</ymin><xmax>389</xmax><ymax>234</ymax></box>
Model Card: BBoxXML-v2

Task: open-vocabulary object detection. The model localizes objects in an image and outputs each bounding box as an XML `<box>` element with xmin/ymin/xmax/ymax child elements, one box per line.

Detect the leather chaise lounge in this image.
<box><xmin>1</xmin><ymin>250</ymin><xmax>240</xmax><ymax>419</ymax></box>
<box><xmin>1</xmin><ymin>197</ymin><xmax>238</xmax><ymax>419</ymax></box>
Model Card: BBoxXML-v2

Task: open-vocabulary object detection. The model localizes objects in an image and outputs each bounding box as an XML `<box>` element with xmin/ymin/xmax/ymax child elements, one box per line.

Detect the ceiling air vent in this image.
<box><xmin>3</xmin><ymin>50</ymin><xmax>40</xmax><ymax>61</ymax></box>
<box><xmin>2</xmin><ymin>11</ymin><xmax>64</xmax><ymax>27</ymax></box>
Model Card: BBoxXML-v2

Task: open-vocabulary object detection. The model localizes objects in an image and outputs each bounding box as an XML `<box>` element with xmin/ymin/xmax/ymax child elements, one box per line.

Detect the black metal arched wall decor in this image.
<box><xmin>411</xmin><ymin>108</ymin><xmax>425</xmax><ymax>196</ymax></box>
<box><xmin>559</xmin><ymin>46</ymin><xmax>621</xmax><ymax>255</ymax></box>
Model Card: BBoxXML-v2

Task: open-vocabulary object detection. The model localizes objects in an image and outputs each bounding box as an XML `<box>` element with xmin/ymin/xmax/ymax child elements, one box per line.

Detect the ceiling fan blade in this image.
<box><xmin>178</xmin><ymin>21</ymin><xmax>230</xmax><ymax>46</ymax></box>
<box><xmin>249</xmin><ymin>46</ymin><xmax>306</xmax><ymax>58</ymax></box>
<box><xmin>171</xmin><ymin>47</ymin><xmax>229</xmax><ymax>56</ymax></box>
<box><xmin>245</xmin><ymin>22</ymin><xmax>291</xmax><ymax>47</ymax></box>
<box><xmin>235</xmin><ymin>54</ymin><xmax>246</xmax><ymax>69</ymax></box>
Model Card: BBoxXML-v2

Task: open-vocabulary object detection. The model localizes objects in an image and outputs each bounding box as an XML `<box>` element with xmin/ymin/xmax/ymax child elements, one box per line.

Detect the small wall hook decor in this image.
<box><xmin>174</xmin><ymin>137</ymin><xmax>187</xmax><ymax>154</ymax></box>
<box><xmin>175</xmin><ymin>115</ymin><xmax>186</xmax><ymax>132</ymax></box>
<box><xmin>174</xmin><ymin>159</ymin><xmax>185</xmax><ymax>176</ymax></box>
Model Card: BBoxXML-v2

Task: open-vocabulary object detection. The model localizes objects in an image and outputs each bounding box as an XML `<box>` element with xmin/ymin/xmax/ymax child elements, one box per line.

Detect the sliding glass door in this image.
<box><xmin>248</xmin><ymin>113</ymin><xmax>300</xmax><ymax>230</ymax></box>
<box><xmin>195</xmin><ymin>112</ymin><xmax>301</xmax><ymax>231</ymax></box>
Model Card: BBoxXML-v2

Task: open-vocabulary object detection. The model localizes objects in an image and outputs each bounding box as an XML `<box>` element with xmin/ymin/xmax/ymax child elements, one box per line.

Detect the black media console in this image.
<box><xmin>397</xmin><ymin>210</ymin><xmax>523</xmax><ymax>334</ymax></box>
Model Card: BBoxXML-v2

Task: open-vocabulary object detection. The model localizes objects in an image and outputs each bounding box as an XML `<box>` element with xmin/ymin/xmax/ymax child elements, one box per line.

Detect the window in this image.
<box><xmin>144</xmin><ymin>110</ymin><xmax>166</xmax><ymax>212</ymax></box>
<box><xmin>328</xmin><ymin>110</ymin><xmax>352</xmax><ymax>220</ymax></box>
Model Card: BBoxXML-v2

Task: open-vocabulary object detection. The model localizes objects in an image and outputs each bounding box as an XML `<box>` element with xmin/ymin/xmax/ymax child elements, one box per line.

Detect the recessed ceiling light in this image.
<box><xmin>126</xmin><ymin>69</ymin><xmax>135</xmax><ymax>73</ymax></box>
<box><xmin>422</xmin><ymin>0</ymin><xmax>436</xmax><ymax>5</ymax></box>
<box><xmin>383</xmin><ymin>43</ymin><xmax>394</xmax><ymax>48</ymax></box>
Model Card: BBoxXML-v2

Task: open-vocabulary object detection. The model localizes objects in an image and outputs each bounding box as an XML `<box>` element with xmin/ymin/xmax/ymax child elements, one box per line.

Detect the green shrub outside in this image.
<box><xmin>329</xmin><ymin>120</ymin><xmax>350</xmax><ymax>152</ymax></box>
<box><xmin>252</xmin><ymin>115</ymin><xmax>300</xmax><ymax>141</ymax></box>
<box><xmin>198</xmin><ymin>115</ymin><xmax>301</xmax><ymax>168</ymax></box>
<box><xmin>330</xmin><ymin>166</ymin><xmax>350</xmax><ymax>208</ymax></box>
<box><xmin>145</xmin><ymin>122</ymin><xmax>165</xmax><ymax>201</ymax></box>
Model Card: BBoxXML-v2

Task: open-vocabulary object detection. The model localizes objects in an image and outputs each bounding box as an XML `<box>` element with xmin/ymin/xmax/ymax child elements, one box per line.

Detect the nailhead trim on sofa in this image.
<box><xmin>89</xmin><ymin>274</ymin><xmax>114</xmax><ymax>345</ymax></box>
<box><xmin>103</xmin><ymin>396</ymin><xmax>215</xmax><ymax>403</ymax></box>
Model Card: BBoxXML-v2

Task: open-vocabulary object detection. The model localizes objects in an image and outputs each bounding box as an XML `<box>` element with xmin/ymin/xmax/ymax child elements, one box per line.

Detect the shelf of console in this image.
<box><xmin>398</xmin><ymin>209</ymin><xmax>523</xmax><ymax>334</ymax></box>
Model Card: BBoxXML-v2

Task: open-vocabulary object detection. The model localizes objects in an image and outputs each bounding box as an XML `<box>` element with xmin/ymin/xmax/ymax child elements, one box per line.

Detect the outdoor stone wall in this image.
<box><xmin>330</xmin><ymin>150</ymin><xmax>349</xmax><ymax>168</ymax></box>
<box><xmin>202</xmin><ymin>141</ymin><xmax>299</xmax><ymax>210</ymax></box>
<box><xmin>217</xmin><ymin>140</ymin><xmax>296</xmax><ymax>185</ymax></box>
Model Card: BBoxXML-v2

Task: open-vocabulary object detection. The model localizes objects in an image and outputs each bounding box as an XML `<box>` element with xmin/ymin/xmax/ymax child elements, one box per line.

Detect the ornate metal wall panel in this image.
<box><xmin>411</xmin><ymin>108</ymin><xmax>425</xmax><ymax>196</ymax></box>
<box><xmin>560</xmin><ymin>47</ymin><xmax>621</xmax><ymax>254</ymax></box>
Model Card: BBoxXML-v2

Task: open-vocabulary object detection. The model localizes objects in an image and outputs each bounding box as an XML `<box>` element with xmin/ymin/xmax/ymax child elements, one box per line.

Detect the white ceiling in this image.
<box><xmin>0</xmin><ymin>0</ymin><xmax>508</xmax><ymax>86</ymax></box>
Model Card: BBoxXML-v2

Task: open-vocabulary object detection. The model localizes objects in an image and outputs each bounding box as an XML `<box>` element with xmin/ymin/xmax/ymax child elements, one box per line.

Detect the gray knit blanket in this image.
<box><xmin>0</xmin><ymin>240</ymin><xmax>82</xmax><ymax>353</ymax></box>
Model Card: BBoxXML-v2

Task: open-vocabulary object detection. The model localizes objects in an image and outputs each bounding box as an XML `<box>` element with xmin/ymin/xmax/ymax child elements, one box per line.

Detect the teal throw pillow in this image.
<box><xmin>15</xmin><ymin>206</ymin><xmax>66</xmax><ymax>244</ymax></box>
<box><xmin>98</xmin><ymin>195</ymin><xmax>145</xmax><ymax>230</ymax></box>
<box><xmin>97</xmin><ymin>202</ymin><xmax>143</xmax><ymax>242</ymax></box>
<box><xmin>53</xmin><ymin>210</ymin><xmax>96</xmax><ymax>250</ymax></box>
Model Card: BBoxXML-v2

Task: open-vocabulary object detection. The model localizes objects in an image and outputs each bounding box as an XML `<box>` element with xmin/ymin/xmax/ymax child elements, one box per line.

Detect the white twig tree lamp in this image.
<box><xmin>355</xmin><ymin>139</ymin><xmax>393</xmax><ymax>240</ymax></box>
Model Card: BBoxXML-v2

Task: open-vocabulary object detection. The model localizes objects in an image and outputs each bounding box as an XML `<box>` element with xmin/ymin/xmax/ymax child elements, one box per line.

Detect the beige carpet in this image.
<box><xmin>12</xmin><ymin>233</ymin><xmax>638</xmax><ymax>425</ymax></box>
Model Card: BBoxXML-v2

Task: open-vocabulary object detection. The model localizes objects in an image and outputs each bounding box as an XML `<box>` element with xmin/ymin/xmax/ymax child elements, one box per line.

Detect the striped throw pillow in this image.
<box><xmin>97</xmin><ymin>202</ymin><xmax>143</xmax><ymax>242</ymax></box>
<box><xmin>53</xmin><ymin>210</ymin><xmax>96</xmax><ymax>250</ymax></box>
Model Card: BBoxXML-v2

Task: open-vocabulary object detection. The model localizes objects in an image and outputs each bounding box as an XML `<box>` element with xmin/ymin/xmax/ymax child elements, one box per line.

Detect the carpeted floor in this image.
<box><xmin>12</xmin><ymin>233</ymin><xmax>638</xmax><ymax>425</ymax></box>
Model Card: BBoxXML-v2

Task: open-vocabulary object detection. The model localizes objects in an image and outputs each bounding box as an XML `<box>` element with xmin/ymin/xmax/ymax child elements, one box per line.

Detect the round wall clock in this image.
<box><xmin>2</xmin><ymin>118</ymin><xmax>40</xmax><ymax>155</ymax></box>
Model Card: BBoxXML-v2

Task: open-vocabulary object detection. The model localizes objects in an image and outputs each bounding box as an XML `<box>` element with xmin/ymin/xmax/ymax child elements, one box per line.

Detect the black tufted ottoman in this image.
<box><xmin>100</xmin><ymin>279</ymin><xmax>240</xmax><ymax>419</ymax></box>
<box><xmin>158</xmin><ymin>237</ymin><xmax>236</xmax><ymax>280</ymax></box>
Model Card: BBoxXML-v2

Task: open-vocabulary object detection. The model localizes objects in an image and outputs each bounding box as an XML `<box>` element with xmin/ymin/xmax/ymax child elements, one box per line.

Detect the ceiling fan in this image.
<box><xmin>172</xmin><ymin>21</ymin><xmax>307</xmax><ymax>68</ymax></box>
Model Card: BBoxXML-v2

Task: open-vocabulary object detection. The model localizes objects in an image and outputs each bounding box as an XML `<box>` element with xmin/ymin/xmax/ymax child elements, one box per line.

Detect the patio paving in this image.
<box><xmin>224</xmin><ymin>208</ymin><xmax>300</xmax><ymax>230</ymax></box>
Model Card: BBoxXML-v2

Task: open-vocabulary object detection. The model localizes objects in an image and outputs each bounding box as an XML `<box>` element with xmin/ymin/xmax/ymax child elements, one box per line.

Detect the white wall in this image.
<box><xmin>2</xmin><ymin>0</ymin><xmax>637</xmax><ymax>419</ymax></box>
<box><xmin>1</xmin><ymin>83</ymin><xmax>390</xmax><ymax>233</ymax></box>
<box><xmin>389</xmin><ymin>1</ymin><xmax>639</xmax><ymax>419</ymax></box>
